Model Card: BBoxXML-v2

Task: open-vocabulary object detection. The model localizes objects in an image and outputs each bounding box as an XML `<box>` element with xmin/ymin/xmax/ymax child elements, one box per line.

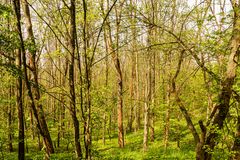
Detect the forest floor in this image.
<box><xmin>94</xmin><ymin>129</ymin><xmax>195</xmax><ymax>160</ymax></box>
<box><xmin>2</xmin><ymin>124</ymin><xmax>198</xmax><ymax>160</ymax></box>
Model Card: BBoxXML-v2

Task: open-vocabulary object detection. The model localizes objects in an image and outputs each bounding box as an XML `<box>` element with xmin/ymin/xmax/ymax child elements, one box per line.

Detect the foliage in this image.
<box><xmin>0</xmin><ymin>0</ymin><xmax>240</xmax><ymax>159</ymax></box>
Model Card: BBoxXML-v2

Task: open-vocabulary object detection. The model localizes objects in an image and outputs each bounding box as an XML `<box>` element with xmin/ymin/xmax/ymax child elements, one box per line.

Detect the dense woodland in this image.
<box><xmin>0</xmin><ymin>0</ymin><xmax>240</xmax><ymax>159</ymax></box>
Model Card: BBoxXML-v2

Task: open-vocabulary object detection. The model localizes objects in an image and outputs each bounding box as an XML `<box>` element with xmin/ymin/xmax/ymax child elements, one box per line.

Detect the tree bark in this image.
<box><xmin>16</xmin><ymin>48</ymin><xmax>24</xmax><ymax>160</ymax></box>
<box><xmin>105</xmin><ymin>1</ymin><xmax>125</xmax><ymax>148</ymax></box>
<box><xmin>164</xmin><ymin>87</ymin><xmax>170</xmax><ymax>150</ymax></box>
<box><xmin>143</xmin><ymin>76</ymin><xmax>149</xmax><ymax>151</ymax></box>
<box><xmin>8</xmin><ymin>85</ymin><xmax>13</xmax><ymax>152</ymax></box>
<box><xmin>13</xmin><ymin>1</ymin><xmax>25</xmax><ymax>159</ymax></box>
<box><xmin>143</xmin><ymin>36</ymin><xmax>153</xmax><ymax>150</ymax></box>
<box><xmin>115</xmin><ymin>15</ymin><xmax>124</xmax><ymax>149</ymax></box>
<box><xmin>135</xmin><ymin>48</ymin><xmax>140</xmax><ymax>131</ymax></box>
<box><xmin>171</xmin><ymin>50</ymin><xmax>201</xmax><ymax>146</ymax></box>
<box><xmin>129</xmin><ymin>0</ymin><xmax>137</xmax><ymax>133</ymax></box>
<box><xmin>69</xmin><ymin>0</ymin><xmax>82</xmax><ymax>158</ymax></box>
<box><xmin>22</xmin><ymin>0</ymin><xmax>54</xmax><ymax>157</ymax></box>
<box><xmin>202</xmin><ymin>2</ymin><xmax>240</xmax><ymax>159</ymax></box>
<box><xmin>150</xmin><ymin>52</ymin><xmax>155</xmax><ymax>142</ymax></box>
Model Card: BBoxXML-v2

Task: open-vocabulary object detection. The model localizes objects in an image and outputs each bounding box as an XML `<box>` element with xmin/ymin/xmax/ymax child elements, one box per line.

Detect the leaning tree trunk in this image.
<box><xmin>201</xmin><ymin>2</ymin><xmax>240</xmax><ymax>159</ymax></box>
<box><xmin>22</xmin><ymin>0</ymin><xmax>54</xmax><ymax>157</ymax></box>
<box><xmin>15</xmin><ymin>0</ymin><xmax>55</xmax><ymax>157</ymax></box>
<box><xmin>170</xmin><ymin>50</ymin><xmax>202</xmax><ymax>156</ymax></box>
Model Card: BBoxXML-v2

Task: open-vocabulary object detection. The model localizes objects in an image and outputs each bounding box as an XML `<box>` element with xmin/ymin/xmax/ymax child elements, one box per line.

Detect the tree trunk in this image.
<box><xmin>150</xmin><ymin>51</ymin><xmax>155</xmax><ymax>142</ymax></box>
<box><xmin>128</xmin><ymin>30</ymin><xmax>136</xmax><ymax>132</ymax></box>
<box><xmin>143</xmin><ymin>103</ymin><xmax>149</xmax><ymax>151</ymax></box>
<box><xmin>16</xmin><ymin>48</ymin><xmax>24</xmax><ymax>160</ymax></box>
<box><xmin>29</xmin><ymin>109</ymin><xmax>35</xmax><ymax>140</ymax></box>
<box><xmin>57</xmin><ymin>56</ymin><xmax>68</xmax><ymax>148</ymax></box>
<box><xmin>105</xmin><ymin>2</ymin><xmax>125</xmax><ymax>148</ymax></box>
<box><xmin>13</xmin><ymin>1</ymin><xmax>25</xmax><ymax>159</ymax></box>
<box><xmin>22</xmin><ymin>0</ymin><xmax>55</xmax><ymax>157</ymax></box>
<box><xmin>81</xmin><ymin>0</ymin><xmax>92</xmax><ymax>158</ymax></box>
<box><xmin>69</xmin><ymin>0</ymin><xmax>82</xmax><ymax>158</ymax></box>
<box><xmin>115</xmin><ymin>23</ymin><xmax>124</xmax><ymax>149</ymax></box>
<box><xmin>102</xmin><ymin>113</ymin><xmax>106</xmax><ymax>145</ymax></box>
<box><xmin>117</xmin><ymin>70</ymin><xmax>124</xmax><ymax>148</ymax></box>
<box><xmin>201</xmin><ymin>2</ymin><xmax>240</xmax><ymax>159</ymax></box>
<box><xmin>163</xmin><ymin>50</ymin><xmax>172</xmax><ymax>150</ymax></box>
<box><xmin>171</xmin><ymin>51</ymin><xmax>201</xmax><ymax>148</ymax></box>
<box><xmin>8</xmin><ymin>85</ymin><xmax>13</xmax><ymax>152</ymax></box>
<box><xmin>14</xmin><ymin>0</ymin><xmax>55</xmax><ymax>158</ymax></box>
<box><xmin>135</xmin><ymin>50</ymin><xmax>140</xmax><ymax>132</ymax></box>
<box><xmin>143</xmin><ymin>73</ymin><xmax>149</xmax><ymax>151</ymax></box>
<box><xmin>164</xmin><ymin>89</ymin><xmax>170</xmax><ymax>150</ymax></box>
<box><xmin>101</xmin><ymin>2</ymin><xmax>109</xmax><ymax>144</ymax></box>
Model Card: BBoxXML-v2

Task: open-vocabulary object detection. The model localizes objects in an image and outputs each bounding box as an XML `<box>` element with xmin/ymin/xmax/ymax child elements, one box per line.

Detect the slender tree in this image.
<box><xmin>16</xmin><ymin>48</ymin><xmax>24</xmax><ymax>160</ymax></box>
<box><xmin>13</xmin><ymin>0</ymin><xmax>54</xmax><ymax>158</ymax></box>
<box><xmin>13</xmin><ymin>0</ymin><xmax>25</xmax><ymax>159</ymax></box>
<box><xmin>114</xmin><ymin>1</ymin><xmax>125</xmax><ymax>148</ymax></box>
<box><xmin>68</xmin><ymin>0</ymin><xmax>82</xmax><ymax>158</ymax></box>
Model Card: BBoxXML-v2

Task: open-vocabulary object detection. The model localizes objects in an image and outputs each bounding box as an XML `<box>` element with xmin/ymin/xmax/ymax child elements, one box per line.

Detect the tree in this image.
<box><xmin>68</xmin><ymin>0</ymin><xmax>82</xmax><ymax>158</ymax></box>
<box><xmin>113</xmin><ymin>1</ymin><xmax>125</xmax><ymax>148</ymax></box>
<box><xmin>16</xmin><ymin>48</ymin><xmax>24</xmax><ymax>160</ymax></box>
<box><xmin>13</xmin><ymin>0</ymin><xmax>54</xmax><ymax>158</ymax></box>
<box><xmin>199</xmin><ymin>1</ymin><xmax>240</xmax><ymax>159</ymax></box>
<box><xmin>13</xmin><ymin>1</ymin><xmax>25</xmax><ymax>159</ymax></box>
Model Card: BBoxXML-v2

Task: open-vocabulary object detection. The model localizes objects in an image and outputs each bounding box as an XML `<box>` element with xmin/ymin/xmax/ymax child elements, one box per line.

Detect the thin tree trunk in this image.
<box><xmin>22</xmin><ymin>0</ymin><xmax>55</xmax><ymax>157</ymax></box>
<box><xmin>164</xmin><ymin>53</ymin><xmax>173</xmax><ymax>149</ymax></box>
<box><xmin>143</xmin><ymin>72</ymin><xmax>149</xmax><ymax>151</ymax></box>
<box><xmin>69</xmin><ymin>0</ymin><xmax>82</xmax><ymax>158</ymax></box>
<box><xmin>82</xmin><ymin>0</ymin><xmax>92</xmax><ymax>158</ymax></box>
<box><xmin>105</xmin><ymin>1</ymin><xmax>125</xmax><ymax>148</ymax></box>
<box><xmin>13</xmin><ymin>1</ymin><xmax>25</xmax><ymax>159</ymax></box>
<box><xmin>164</xmin><ymin>87</ymin><xmax>170</xmax><ymax>150</ymax></box>
<box><xmin>170</xmin><ymin>50</ymin><xmax>202</xmax><ymax>157</ymax></box>
<box><xmin>128</xmin><ymin>16</ymin><xmax>136</xmax><ymax>131</ymax></box>
<box><xmin>102</xmin><ymin>113</ymin><xmax>106</xmax><ymax>145</ymax></box>
<box><xmin>8</xmin><ymin>85</ymin><xmax>13</xmax><ymax>152</ymax></box>
<box><xmin>128</xmin><ymin>38</ymin><xmax>136</xmax><ymax>133</ymax></box>
<box><xmin>57</xmin><ymin>56</ymin><xmax>67</xmax><ymax>148</ymax></box>
<box><xmin>135</xmin><ymin>50</ymin><xmax>140</xmax><ymax>131</ymax></box>
<box><xmin>30</xmin><ymin>109</ymin><xmax>34</xmax><ymax>140</ymax></box>
<box><xmin>115</xmin><ymin>10</ymin><xmax>124</xmax><ymax>148</ymax></box>
<box><xmin>14</xmin><ymin>0</ymin><xmax>54</xmax><ymax>158</ymax></box>
<box><xmin>130</xmin><ymin>0</ymin><xmax>139</xmax><ymax>133</ymax></box>
<box><xmin>16</xmin><ymin>48</ymin><xmax>24</xmax><ymax>160</ymax></box>
<box><xmin>149</xmin><ymin>0</ymin><xmax>156</xmax><ymax>143</ymax></box>
<box><xmin>101</xmin><ymin>1</ymin><xmax>109</xmax><ymax>144</ymax></box>
<box><xmin>150</xmin><ymin>51</ymin><xmax>155</xmax><ymax>142</ymax></box>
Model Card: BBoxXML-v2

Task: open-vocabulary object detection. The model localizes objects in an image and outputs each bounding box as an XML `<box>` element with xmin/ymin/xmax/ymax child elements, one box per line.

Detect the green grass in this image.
<box><xmin>1</xmin><ymin>125</ymin><xmax>197</xmax><ymax>159</ymax></box>
<box><xmin>93</xmin><ymin>126</ymin><xmax>196</xmax><ymax>160</ymax></box>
